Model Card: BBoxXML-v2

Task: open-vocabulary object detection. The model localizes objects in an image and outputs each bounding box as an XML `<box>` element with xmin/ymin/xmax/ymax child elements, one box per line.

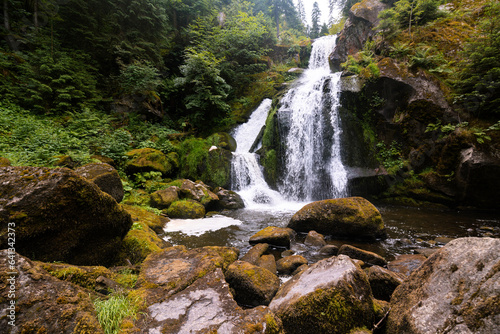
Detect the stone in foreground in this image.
<box><xmin>386</xmin><ymin>237</ymin><xmax>500</xmax><ymax>333</ymax></box>
<box><xmin>269</xmin><ymin>255</ymin><xmax>378</xmax><ymax>334</ymax></box>
<box><xmin>288</xmin><ymin>197</ymin><xmax>386</xmax><ymax>240</ymax></box>
<box><xmin>249</xmin><ymin>226</ymin><xmax>295</xmax><ymax>248</ymax></box>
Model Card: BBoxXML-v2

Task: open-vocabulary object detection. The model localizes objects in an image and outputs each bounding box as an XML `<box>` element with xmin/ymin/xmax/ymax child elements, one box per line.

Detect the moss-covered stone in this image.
<box><xmin>122</xmin><ymin>204</ymin><xmax>169</xmax><ymax>234</ymax></box>
<box><xmin>149</xmin><ymin>186</ymin><xmax>179</xmax><ymax>210</ymax></box>
<box><xmin>0</xmin><ymin>157</ymin><xmax>11</xmax><ymax>166</ymax></box>
<box><xmin>165</xmin><ymin>199</ymin><xmax>205</xmax><ymax>219</ymax></box>
<box><xmin>288</xmin><ymin>197</ymin><xmax>386</xmax><ymax>240</ymax></box>
<box><xmin>40</xmin><ymin>262</ymin><xmax>115</xmax><ymax>292</ymax></box>
<box><xmin>125</xmin><ymin>148</ymin><xmax>178</xmax><ymax>177</ymax></box>
<box><xmin>0</xmin><ymin>166</ymin><xmax>132</xmax><ymax>266</ymax></box>
<box><xmin>249</xmin><ymin>226</ymin><xmax>295</xmax><ymax>248</ymax></box>
<box><xmin>75</xmin><ymin>162</ymin><xmax>124</xmax><ymax>202</ymax></box>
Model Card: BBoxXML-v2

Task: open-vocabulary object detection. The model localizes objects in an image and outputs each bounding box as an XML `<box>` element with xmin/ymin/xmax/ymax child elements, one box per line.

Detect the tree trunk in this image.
<box><xmin>3</xmin><ymin>0</ymin><xmax>19</xmax><ymax>50</ymax></box>
<box><xmin>34</xmin><ymin>0</ymin><xmax>39</xmax><ymax>29</ymax></box>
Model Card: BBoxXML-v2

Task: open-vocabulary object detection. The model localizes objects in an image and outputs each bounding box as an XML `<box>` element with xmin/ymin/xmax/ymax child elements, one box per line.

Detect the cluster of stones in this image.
<box><xmin>1</xmin><ymin>162</ymin><xmax>499</xmax><ymax>333</ymax></box>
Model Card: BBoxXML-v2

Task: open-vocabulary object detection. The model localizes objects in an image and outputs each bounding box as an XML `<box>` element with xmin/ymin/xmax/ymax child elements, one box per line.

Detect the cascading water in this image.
<box><xmin>231</xmin><ymin>99</ymin><xmax>289</xmax><ymax>209</ymax></box>
<box><xmin>277</xmin><ymin>35</ymin><xmax>348</xmax><ymax>201</ymax></box>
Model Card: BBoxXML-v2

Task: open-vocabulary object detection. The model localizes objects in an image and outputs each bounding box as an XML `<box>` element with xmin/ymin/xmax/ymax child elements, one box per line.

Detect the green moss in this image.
<box><xmin>166</xmin><ymin>199</ymin><xmax>205</xmax><ymax>219</ymax></box>
<box><xmin>42</xmin><ymin>263</ymin><xmax>114</xmax><ymax>291</ymax></box>
<box><xmin>116</xmin><ymin>221</ymin><xmax>166</xmax><ymax>265</ymax></box>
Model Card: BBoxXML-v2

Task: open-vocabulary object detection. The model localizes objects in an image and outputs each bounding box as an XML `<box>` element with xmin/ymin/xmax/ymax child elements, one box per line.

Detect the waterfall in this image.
<box><xmin>231</xmin><ymin>35</ymin><xmax>348</xmax><ymax>206</ymax></box>
<box><xmin>231</xmin><ymin>99</ymin><xmax>289</xmax><ymax>209</ymax></box>
<box><xmin>277</xmin><ymin>35</ymin><xmax>348</xmax><ymax>201</ymax></box>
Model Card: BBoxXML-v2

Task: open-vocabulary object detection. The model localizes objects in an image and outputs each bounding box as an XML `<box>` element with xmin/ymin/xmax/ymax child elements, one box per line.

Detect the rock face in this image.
<box><xmin>456</xmin><ymin>148</ymin><xmax>500</xmax><ymax>209</ymax></box>
<box><xmin>0</xmin><ymin>251</ymin><xmax>103</xmax><ymax>333</ymax></box>
<box><xmin>330</xmin><ymin>0</ymin><xmax>388</xmax><ymax>71</ymax></box>
<box><xmin>0</xmin><ymin>166</ymin><xmax>132</xmax><ymax>266</ymax></box>
<box><xmin>269</xmin><ymin>255</ymin><xmax>378</xmax><ymax>334</ymax></box>
<box><xmin>288</xmin><ymin>197</ymin><xmax>386</xmax><ymax>240</ymax></box>
<box><xmin>225</xmin><ymin>260</ymin><xmax>281</xmax><ymax>307</ymax></box>
<box><xmin>386</xmin><ymin>237</ymin><xmax>500</xmax><ymax>333</ymax></box>
<box><xmin>141</xmin><ymin>269</ymin><xmax>282</xmax><ymax>333</ymax></box>
<box><xmin>75</xmin><ymin>162</ymin><xmax>124</xmax><ymax>202</ymax></box>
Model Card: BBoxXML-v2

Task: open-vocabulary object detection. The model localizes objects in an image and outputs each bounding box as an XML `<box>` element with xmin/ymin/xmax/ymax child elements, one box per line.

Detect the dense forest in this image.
<box><xmin>1</xmin><ymin>0</ymin><xmax>499</xmax><ymax>181</ymax></box>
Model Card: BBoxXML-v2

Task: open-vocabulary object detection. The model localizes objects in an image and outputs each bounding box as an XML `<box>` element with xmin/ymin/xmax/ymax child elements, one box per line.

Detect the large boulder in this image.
<box><xmin>225</xmin><ymin>260</ymin><xmax>281</xmax><ymax>307</ymax></box>
<box><xmin>135</xmin><ymin>268</ymin><xmax>283</xmax><ymax>333</ymax></box>
<box><xmin>166</xmin><ymin>199</ymin><xmax>206</xmax><ymax>219</ymax></box>
<box><xmin>150</xmin><ymin>186</ymin><xmax>180</xmax><ymax>210</ymax></box>
<box><xmin>0</xmin><ymin>166</ymin><xmax>132</xmax><ymax>266</ymax></box>
<box><xmin>288</xmin><ymin>197</ymin><xmax>386</xmax><ymax>240</ymax></box>
<box><xmin>179</xmin><ymin>179</ymin><xmax>219</xmax><ymax>209</ymax></box>
<box><xmin>0</xmin><ymin>251</ymin><xmax>104</xmax><ymax>333</ymax></box>
<box><xmin>125</xmin><ymin>148</ymin><xmax>178</xmax><ymax>177</ymax></box>
<box><xmin>269</xmin><ymin>255</ymin><xmax>378</xmax><ymax>334</ymax></box>
<box><xmin>386</xmin><ymin>237</ymin><xmax>500</xmax><ymax>333</ymax></box>
<box><xmin>133</xmin><ymin>245</ymin><xmax>239</xmax><ymax>305</ymax></box>
<box><xmin>75</xmin><ymin>162</ymin><xmax>124</xmax><ymax>202</ymax></box>
<box><xmin>214</xmin><ymin>187</ymin><xmax>245</xmax><ymax>210</ymax></box>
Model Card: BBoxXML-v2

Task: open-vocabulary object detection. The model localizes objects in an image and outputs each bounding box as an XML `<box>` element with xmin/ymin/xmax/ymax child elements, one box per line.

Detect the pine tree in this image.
<box><xmin>310</xmin><ymin>1</ymin><xmax>321</xmax><ymax>38</ymax></box>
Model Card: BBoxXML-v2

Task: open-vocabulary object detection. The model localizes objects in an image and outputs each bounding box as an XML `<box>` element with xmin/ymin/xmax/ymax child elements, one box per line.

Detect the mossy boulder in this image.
<box><xmin>386</xmin><ymin>237</ymin><xmax>500</xmax><ymax>333</ymax></box>
<box><xmin>241</xmin><ymin>243</ymin><xmax>270</xmax><ymax>265</ymax></box>
<box><xmin>0</xmin><ymin>157</ymin><xmax>11</xmax><ymax>166</ymax></box>
<box><xmin>269</xmin><ymin>255</ymin><xmax>378</xmax><ymax>334</ymax></box>
<box><xmin>133</xmin><ymin>245</ymin><xmax>239</xmax><ymax>305</ymax></box>
<box><xmin>225</xmin><ymin>260</ymin><xmax>281</xmax><ymax>307</ymax></box>
<box><xmin>150</xmin><ymin>186</ymin><xmax>180</xmax><ymax>210</ymax></box>
<box><xmin>304</xmin><ymin>230</ymin><xmax>327</xmax><ymax>247</ymax></box>
<box><xmin>132</xmin><ymin>268</ymin><xmax>282</xmax><ymax>333</ymax></box>
<box><xmin>165</xmin><ymin>199</ymin><xmax>205</xmax><ymax>219</ymax></box>
<box><xmin>39</xmin><ymin>262</ymin><xmax>116</xmax><ymax>293</ymax></box>
<box><xmin>214</xmin><ymin>132</ymin><xmax>237</xmax><ymax>152</ymax></box>
<box><xmin>75</xmin><ymin>162</ymin><xmax>124</xmax><ymax>202</ymax></box>
<box><xmin>179</xmin><ymin>179</ymin><xmax>219</xmax><ymax>209</ymax></box>
<box><xmin>122</xmin><ymin>204</ymin><xmax>169</xmax><ymax>234</ymax></box>
<box><xmin>0</xmin><ymin>166</ymin><xmax>132</xmax><ymax>266</ymax></box>
<box><xmin>288</xmin><ymin>197</ymin><xmax>386</xmax><ymax>240</ymax></box>
<box><xmin>116</xmin><ymin>220</ymin><xmax>171</xmax><ymax>265</ymax></box>
<box><xmin>249</xmin><ymin>226</ymin><xmax>296</xmax><ymax>248</ymax></box>
<box><xmin>125</xmin><ymin>148</ymin><xmax>178</xmax><ymax>177</ymax></box>
<box><xmin>0</xmin><ymin>250</ymin><xmax>104</xmax><ymax>333</ymax></box>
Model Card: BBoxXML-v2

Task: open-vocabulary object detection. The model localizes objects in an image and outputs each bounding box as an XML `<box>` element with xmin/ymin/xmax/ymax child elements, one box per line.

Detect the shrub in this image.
<box><xmin>93</xmin><ymin>293</ymin><xmax>139</xmax><ymax>334</ymax></box>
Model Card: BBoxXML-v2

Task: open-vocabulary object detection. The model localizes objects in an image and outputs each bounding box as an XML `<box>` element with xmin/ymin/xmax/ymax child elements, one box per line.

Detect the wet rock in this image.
<box><xmin>276</xmin><ymin>255</ymin><xmax>308</xmax><ymax>275</ymax></box>
<box><xmin>0</xmin><ymin>166</ymin><xmax>132</xmax><ymax>266</ymax></box>
<box><xmin>166</xmin><ymin>199</ymin><xmax>205</xmax><ymax>219</ymax></box>
<box><xmin>150</xmin><ymin>186</ymin><xmax>179</xmax><ymax>210</ymax></box>
<box><xmin>75</xmin><ymin>162</ymin><xmax>124</xmax><ymax>202</ymax></box>
<box><xmin>0</xmin><ymin>251</ymin><xmax>103</xmax><ymax>333</ymax></box>
<box><xmin>125</xmin><ymin>148</ymin><xmax>178</xmax><ymax>177</ymax></box>
<box><xmin>257</xmin><ymin>254</ymin><xmax>277</xmax><ymax>275</ymax></box>
<box><xmin>304</xmin><ymin>230</ymin><xmax>327</xmax><ymax>247</ymax></box>
<box><xmin>338</xmin><ymin>244</ymin><xmax>387</xmax><ymax>267</ymax></box>
<box><xmin>137</xmin><ymin>268</ymin><xmax>282</xmax><ymax>333</ymax></box>
<box><xmin>319</xmin><ymin>245</ymin><xmax>339</xmax><ymax>256</ymax></box>
<box><xmin>135</xmin><ymin>245</ymin><xmax>239</xmax><ymax>305</ymax></box>
<box><xmin>214</xmin><ymin>187</ymin><xmax>245</xmax><ymax>210</ymax></box>
<box><xmin>214</xmin><ymin>132</ymin><xmax>238</xmax><ymax>152</ymax></box>
<box><xmin>249</xmin><ymin>226</ymin><xmax>295</xmax><ymax>248</ymax></box>
<box><xmin>241</xmin><ymin>243</ymin><xmax>269</xmax><ymax>265</ymax></box>
<box><xmin>365</xmin><ymin>265</ymin><xmax>405</xmax><ymax>301</ymax></box>
<box><xmin>225</xmin><ymin>260</ymin><xmax>281</xmax><ymax>306</ymax></box>
<box><xmin>269</xmin><ymin>255</ymin><xmax>377</xmax><ymax>334</ymax></box>
<box><xmin>387</xmin><ymin>254</ymin><xmax>427</xmax><ymax>276</ymax></box>
<box><xmin>288</xmin><ymin>197</ymin><xmax>386</xmax><ymax>240</ymax></box>
<box><xmin>387</xmin><ymin>237</ymin><xmax>500</xmax><ymax>333</ymax></box>
<box><xmin>414</xmin><ymin>248</ymin><xmax>438</xmax><ymax>258</ymax></box>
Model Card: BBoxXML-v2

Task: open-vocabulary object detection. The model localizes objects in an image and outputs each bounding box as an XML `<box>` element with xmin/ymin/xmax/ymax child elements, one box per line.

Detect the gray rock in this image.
<box><xmin>388</xmin><ymin>254</ymin><xmax>427</xmax><ymax>276</ymax></box>
<box><xmin>387</xmin><ymin>237</ymin><xmax>500</xmax><ymax>334</ymax></box>
<box><xmin>269</xmin><ymin>255</ymin><xmax>378</xmax><ymax>334</ymax></box>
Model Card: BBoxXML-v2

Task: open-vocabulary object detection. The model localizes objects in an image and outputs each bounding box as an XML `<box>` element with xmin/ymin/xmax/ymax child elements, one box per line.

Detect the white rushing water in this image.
<box><xmin>230</xmin><ymin>34</ymin><xmax>348</xmax><ymax>207</ymax></box>
<box><xmin>278</xmin><ymin>35</ymin><xmax>348</xmax><ymax>201</ymax></box>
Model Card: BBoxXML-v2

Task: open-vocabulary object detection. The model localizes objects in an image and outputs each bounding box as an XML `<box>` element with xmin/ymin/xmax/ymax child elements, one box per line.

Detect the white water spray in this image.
<box><xmin>278</xmin><ymin>35</ymin><xmax>348</xmax><ymax>201</ymax></box>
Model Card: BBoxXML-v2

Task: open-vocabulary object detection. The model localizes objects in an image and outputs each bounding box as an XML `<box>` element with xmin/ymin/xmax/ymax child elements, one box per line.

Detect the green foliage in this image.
<box><xmin>93</xmin><ymin>293</ymin><xmax>139</xmax><ymax>334</ymax></box>
<box><xmin>378</xmin><ymin>0</ymin><xmax>443</xmax><ymax>38</ymax></box>
<box><xmin>376</xmin><ymin>141</ymin><xmax>406</xmax><ymax>173</ymax></box>
<box><xmin>118</xmin><ymin>60</ymin><xmax>161</xmax><ymax>95</ymax></box>
<box><xmin>341</xmin><ymin>50</ymin><xmax>380</xmax><ymax>79</ymax></box>
<box><xmin>425</xmin><ymin>120</ymin><xmax>500</xmax><ymax>144</ymax></box>
<box><xmin>175</xmin><ymin>48</ymin><xmax>231</xmax><ymax>132</ymax></box>
<box><xmin>455</xmin><ymin>1</ymin><xmax>500</xmax><ymax>117</ymax></box>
